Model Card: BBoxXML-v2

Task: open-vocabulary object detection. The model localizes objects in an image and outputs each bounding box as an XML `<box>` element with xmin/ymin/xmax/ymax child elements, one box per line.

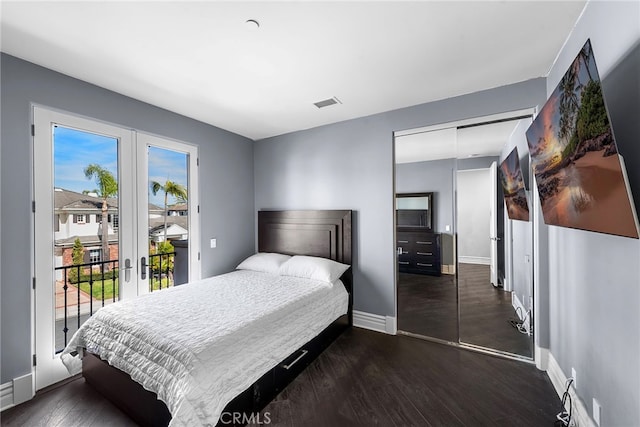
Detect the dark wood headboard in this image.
<box><xmin>258</xmin><ymin>210</ymin><xmax>353</xmax><ymax>320</ymax></box>
<box><xmin>258</xmin><ymin>210</ymin><xmax>352</xmax><ymax>264</ymax></box>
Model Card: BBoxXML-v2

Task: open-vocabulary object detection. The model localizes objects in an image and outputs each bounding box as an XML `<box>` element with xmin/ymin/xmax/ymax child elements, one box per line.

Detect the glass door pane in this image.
<box><xmin>147</xmin><ymin>146</ymin><xmax>189</xmax><ymax>292</ymax></box>
<box><xmin>136</xmin><ymin>133</ymin><xmax>200</xmax><ymax>296</ymax></box>
<box><xmin>53</xmin><ymin>126</ymin><xmax>119</xmax><ymax>353</ymax></box>
<box><xmin>394</xmin><ymin>127</ymin><xmax>459</xmax><ymax>342</ymax></box>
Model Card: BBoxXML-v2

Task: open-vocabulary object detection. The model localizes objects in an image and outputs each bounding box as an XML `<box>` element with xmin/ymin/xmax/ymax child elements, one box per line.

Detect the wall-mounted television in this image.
<box><xmin>525</xmin><ymin>39</ymin><xmax>639</xmax><ymax>238</ymax></box>
<box><xmin>499</xmin><ymin>147</ymin><xmax>530</xmax><ymax>222</ymax></box>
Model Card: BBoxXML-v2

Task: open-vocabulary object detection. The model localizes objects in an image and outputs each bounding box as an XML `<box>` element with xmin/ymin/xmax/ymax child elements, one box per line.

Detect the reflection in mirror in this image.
<box><xmin>395</xmin><ymin>115</ymin><xmax>535</xmax><ymax>359</ymax></box>
<box><xmin>456</xmin><ymin>119</ymin><xmax>533</xmax><ymax>358</ymax></box>
<box><xmin>395</xmin><ymin>129</ymin><xmax>458</xmax><ymax>343</ymax></box>
<box><xmin>396</xmin><ymin>193</ymin><xmax>433</xmax><ymax>230</ymax></box>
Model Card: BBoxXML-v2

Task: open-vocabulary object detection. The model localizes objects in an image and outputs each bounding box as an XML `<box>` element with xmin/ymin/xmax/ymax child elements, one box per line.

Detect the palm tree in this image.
<box><xmin>151</xmin><ymin>179</ymin><xmax>187</xmax><ymax>246</ymax></box>
<box><xmin>84</xmin><ymin>164</ymin><xmax>117</xmax><ymax>265</ymax></box>
<box><xmin>558</xmin><ymin>70</ymin><xmax>580</xmax><ymax>149</ymax></box>
<box><xmin>577</xmin><ymin>42</ymin><xmax>595</xmax><ymax>83</ymax></box>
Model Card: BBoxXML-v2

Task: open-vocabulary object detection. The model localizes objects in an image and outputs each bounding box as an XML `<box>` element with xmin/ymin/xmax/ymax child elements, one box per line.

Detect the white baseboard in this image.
<box><xmin>503</xmin><ymin>276</ymin><xmax>512</xmax><ymax>292</ymax></box>
<box><xmin>384</xmin><ymin>315</ymin><xmax>397</xmax><ymax>334</ymax></box>
<box><xmin>535</xmin><ymin>346</ymin><xmax>549</xmax><ymax>371</ymax></box>
<box><xmin>1</xmin><ymin>382</ymin><xmax>13</xmax><ymax>411</ymax></box>
<box><xmin>547</xmin><ymin>353</ymin><xmax>595</xmax><ymax>427</ymax></box>
<box><xmin>458</xmin><ymin>256</ymin><xmax>490</xmax><ymax>265</ymax></box>
<box><xmin>353</xmin><ymin>310</ymin><xmax>396</xmax><ymax>335</ymax></box>
<box><xmin>0</xmin><ymin>373</ymin><xmax>33</xmax><ymax>412</ymax></box>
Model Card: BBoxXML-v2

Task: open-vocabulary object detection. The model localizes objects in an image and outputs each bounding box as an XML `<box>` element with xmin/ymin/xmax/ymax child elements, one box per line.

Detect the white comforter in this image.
<box><xmin>60</xmin><ymin>270</ymin><xmax>348</xmax><ymax>426</ymax></box>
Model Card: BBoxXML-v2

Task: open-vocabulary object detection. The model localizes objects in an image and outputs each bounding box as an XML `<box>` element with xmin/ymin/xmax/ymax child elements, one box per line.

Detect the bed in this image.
<box><xmin>60</xmin><ymin>209</ymin><xmax>353</xmax><ymax>426</ymax></box>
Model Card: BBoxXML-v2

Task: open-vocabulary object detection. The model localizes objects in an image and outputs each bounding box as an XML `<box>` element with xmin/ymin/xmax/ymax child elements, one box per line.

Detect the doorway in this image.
<box><xmin>33</xmin><ymin>107</ymin><xmax>200</xmax><ymax>389</ymax></box>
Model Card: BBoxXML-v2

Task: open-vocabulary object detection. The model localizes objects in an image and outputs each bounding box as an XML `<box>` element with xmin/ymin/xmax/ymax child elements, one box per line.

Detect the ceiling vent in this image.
<box><xmin>313</xmin><ymin>97</ymin><xmax>342</xmax><ymax>109</ymax></box>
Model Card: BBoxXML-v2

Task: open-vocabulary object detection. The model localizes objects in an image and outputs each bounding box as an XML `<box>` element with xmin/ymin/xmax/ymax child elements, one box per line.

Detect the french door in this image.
<box><xmin>33</xmin><ymin>106</ymin><xmax>200</xmax><ymax>389</ymax></box>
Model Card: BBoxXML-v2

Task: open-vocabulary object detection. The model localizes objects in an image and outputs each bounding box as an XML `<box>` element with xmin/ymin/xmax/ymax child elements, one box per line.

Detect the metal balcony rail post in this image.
<box><xmin>147</xmin><ymin>252</ymin><xmax>176</xmax><ymax>293</ymax></box>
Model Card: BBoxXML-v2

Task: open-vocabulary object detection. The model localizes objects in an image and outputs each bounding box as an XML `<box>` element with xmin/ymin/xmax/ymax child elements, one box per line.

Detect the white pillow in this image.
<box><xmin>236</xmin><ymin>252</ymin><xmax>291</xmax><ymax>275</ymax></box>
<box><xmin>278</xmin><ymin>255</ymin><xmax>350</xmax><ymax>283</ymax></box>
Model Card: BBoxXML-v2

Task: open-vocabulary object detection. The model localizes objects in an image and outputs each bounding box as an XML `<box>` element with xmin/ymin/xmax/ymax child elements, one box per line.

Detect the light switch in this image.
<box><xmin>210</xmin><ymin>238</ymin><xmax>217</xmax><ymax>248</ymax></box>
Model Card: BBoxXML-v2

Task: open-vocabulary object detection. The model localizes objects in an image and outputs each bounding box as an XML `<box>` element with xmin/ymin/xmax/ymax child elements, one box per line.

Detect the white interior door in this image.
<box><xmin>489</xmin><ymin>161</ymin><xmax>499</xmax><ymax>286</ymax></box>
<box><xmin>33</xmin><ymin>107</ymin><xmax>199</xmax><ymax>390</ymax></box>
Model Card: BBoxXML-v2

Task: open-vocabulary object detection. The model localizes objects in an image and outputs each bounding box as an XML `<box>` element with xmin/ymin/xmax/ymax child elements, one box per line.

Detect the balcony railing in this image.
<box><xmin>55</xmin><ymin>252</ymin><xmax>176</xmax><ymax>354</ymax></box>
<box><xmin>148</xmin><ymin>252</ymin><xmax>176</xmax><ymax>293</ymax></box>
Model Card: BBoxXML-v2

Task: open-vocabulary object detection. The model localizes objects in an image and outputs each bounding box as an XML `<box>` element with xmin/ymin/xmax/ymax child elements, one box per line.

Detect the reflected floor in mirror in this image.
<box><xmin>458</xmin><ymin>263</ymin><xmax>532</xmax><ymax>357</ymax></box>
<box><xmin>397</xmin><ymin>272</ymin><xmax>458</xmax><ymax>342</ymax></box>
<box><xmin>398</xmin><ymin>264</ymin><xmax>532</xmax><ymax>357</ymax></box>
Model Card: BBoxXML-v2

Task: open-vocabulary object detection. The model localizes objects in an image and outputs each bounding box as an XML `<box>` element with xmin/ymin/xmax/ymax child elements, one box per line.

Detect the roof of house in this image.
<box><xmin>54</xmin><ymin>188</ymin><xmax>163</xmax><ymax>213</ymax></box>
<box><xmin>149</xmin><ymin>223</ymin><xmax>188</xmax><ymax>237</ymax></box>
<box><xmin>149</xmin><ymin>216</ymin><xmax>188</xmax><ymax>232</ymax></box>
<box><xmin>168</xmin><ymin>203</ymin><xmax>188</xmax><ymax>211</ymax></box>
<box><xmin>54</xmin><ymin>188</ymin><xmax>111</xmax><ymax>211</ymax></box>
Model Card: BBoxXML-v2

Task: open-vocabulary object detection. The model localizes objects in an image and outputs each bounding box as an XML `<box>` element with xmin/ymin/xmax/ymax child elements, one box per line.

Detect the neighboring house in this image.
<box><xmin>167</xmin><ymin>203</ymin><xmax>188</xmax><ymax>217</ymax></box>
<box><xmin>149</xmin><ymin>216</ymin><xmax>189</xmax><ymax>242</ymax></box>
<box><xmin>54</xmin><ymin>188</ymin><xmax>169</xmax><ymax>273</ymax></box>
<box><xmin>54</xmin><ymin>188</ymin><xmax>119</xmax><ymax>275</ymax></box>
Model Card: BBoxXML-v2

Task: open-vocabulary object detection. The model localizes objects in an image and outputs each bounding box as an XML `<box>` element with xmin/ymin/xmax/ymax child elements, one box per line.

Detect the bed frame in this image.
<box><xmin>82</xmin><ymin>209</ymin><xmax>353</xmax><ymax>427</ymax></box>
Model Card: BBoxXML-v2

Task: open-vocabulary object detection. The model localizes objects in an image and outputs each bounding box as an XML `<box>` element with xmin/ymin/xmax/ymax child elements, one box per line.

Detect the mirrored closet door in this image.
<box><xmin>395</xmin><ymin>127</ymin><xmax>458</xmax><ymax>343</ymax></box>
<box><xmin>394</xmin><ymin>113</ymin><xmax>535</xmax><ymax>359</ymax></box>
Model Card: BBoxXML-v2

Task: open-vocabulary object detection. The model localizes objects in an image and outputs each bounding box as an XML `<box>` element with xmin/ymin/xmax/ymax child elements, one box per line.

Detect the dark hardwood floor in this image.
<box><xmin>0</xmin><ymin>375</ymin><xmax>137</xmax><ymax>427</ymax></box>
<box><xmin>458</xmin><ymin>263</ymin><xmax>532</xmax><ymax>356</ymax></box>
<box><xmin>1</xmin><ymin>328</ymin><xmax>560</xmax><ymax>427</ymax></box>
<box><xmin>398</xmin><ymin>263</ymin><xmax>532</xmax><ymax>357</ymax></box>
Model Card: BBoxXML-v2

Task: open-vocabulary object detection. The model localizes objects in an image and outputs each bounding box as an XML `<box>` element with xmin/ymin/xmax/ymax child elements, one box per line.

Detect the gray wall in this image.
<box><xmin>0</xmin><ymin>54</ymin><xmax>256</xmax><ymax>383</ymax></box>
<box><xmin>254</xmin><ymin>79</ymin><xmax>547</xmax><ymax>317</ymax></box>
<box><xmin>544</xmin><ymin>1</ymin><xmax>640</xmax><ymax>425</ymax></box>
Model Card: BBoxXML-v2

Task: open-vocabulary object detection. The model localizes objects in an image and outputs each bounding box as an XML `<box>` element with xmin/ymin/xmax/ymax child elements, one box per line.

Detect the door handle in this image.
<box><xmin>140</xmin><ymin>257</ymin><xmax>147</xmax><ymax>280</ymax></box>
<box><xmin>124</xmin><ymin>258</ymin><xmax>132</xmax><ymax>283</ymax></box>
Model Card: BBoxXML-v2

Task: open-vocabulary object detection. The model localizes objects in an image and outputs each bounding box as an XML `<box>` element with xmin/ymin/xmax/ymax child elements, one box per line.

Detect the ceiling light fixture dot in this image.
<box><xmin>245</xmin><ymin>19</ymin><xmax>260</xmax><ymax>30</ymax></box>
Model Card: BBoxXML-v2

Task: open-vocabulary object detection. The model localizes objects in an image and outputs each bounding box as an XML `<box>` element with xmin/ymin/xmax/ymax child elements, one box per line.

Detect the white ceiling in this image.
<box><xmin>0</xmin><ymin>1</ymin><xmax>586</xmax><ymax>141</ymax></box>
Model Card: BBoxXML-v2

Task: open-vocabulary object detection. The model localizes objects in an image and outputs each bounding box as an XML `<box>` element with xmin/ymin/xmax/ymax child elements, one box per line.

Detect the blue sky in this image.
<box><xmin>54</xmin><ymin>126</ymin><xmax>188</xmax><ymax>207</ymax></box>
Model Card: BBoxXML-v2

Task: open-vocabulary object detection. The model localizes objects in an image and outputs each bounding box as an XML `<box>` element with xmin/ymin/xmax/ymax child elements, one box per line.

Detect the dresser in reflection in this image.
<box><xmin>397</xmin><ymin>231</ymin><xmax>441</xmax><ymax>276</ymax></box>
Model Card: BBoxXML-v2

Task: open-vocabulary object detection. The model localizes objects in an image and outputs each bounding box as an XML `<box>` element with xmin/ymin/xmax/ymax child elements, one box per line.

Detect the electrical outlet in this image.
<box><xmin>593</xmin><ymin>398</ymin><xmax>602</xmax><ymax>426</ymax></box>
<box><xmin>571</xmin><ymin>367</ymin><xmax>577</xmax><ymax>389</ymax></box>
